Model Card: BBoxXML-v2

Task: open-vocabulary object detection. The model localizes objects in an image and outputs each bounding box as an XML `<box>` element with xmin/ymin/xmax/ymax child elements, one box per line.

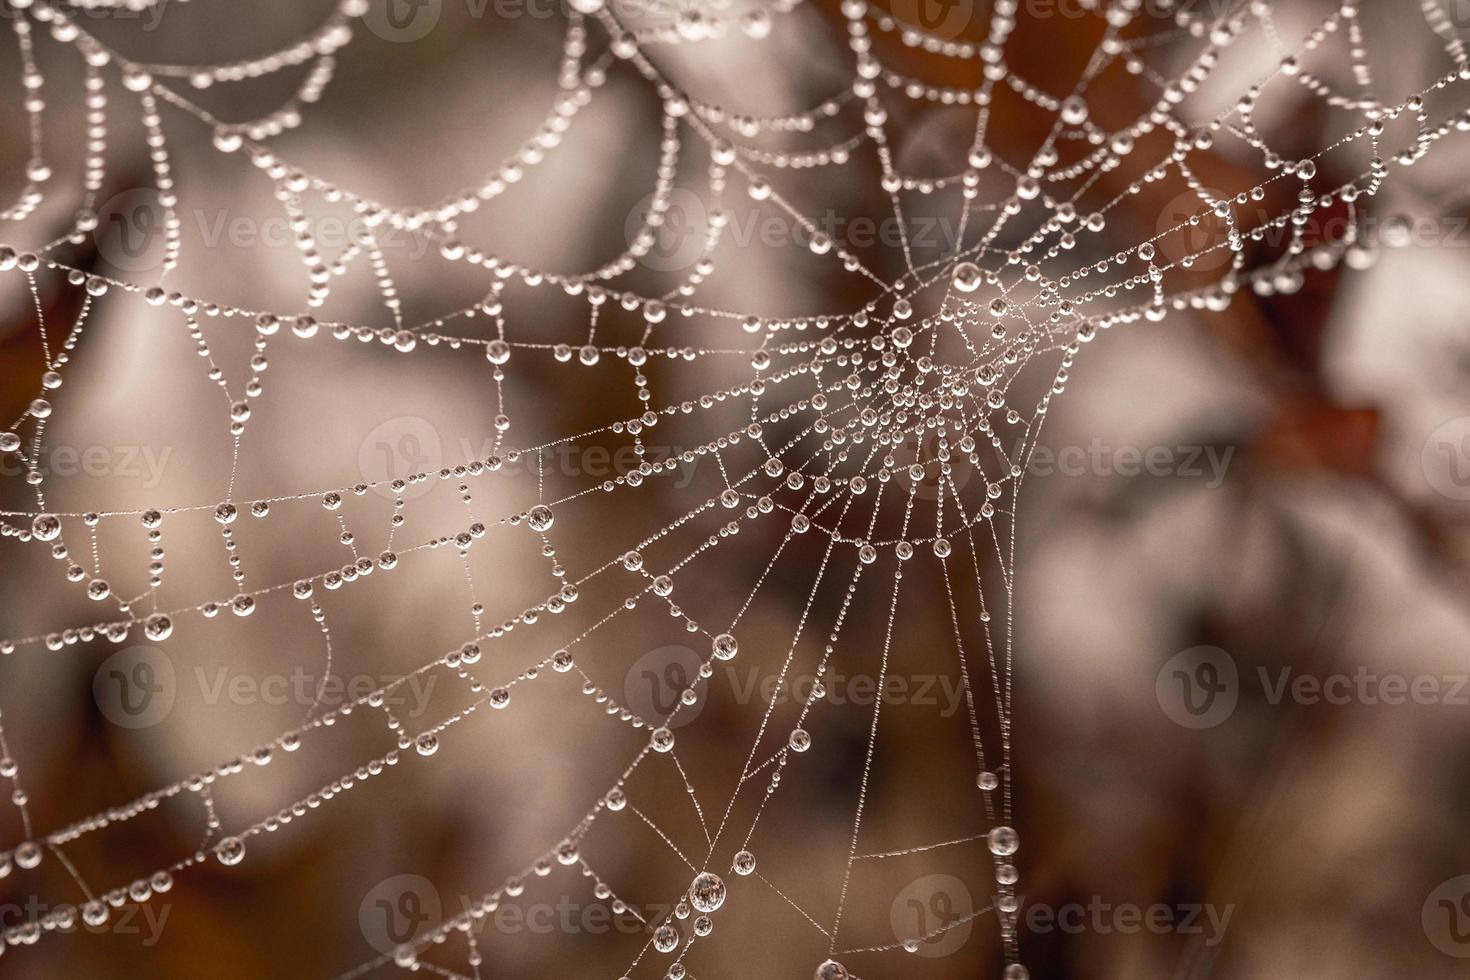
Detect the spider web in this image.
<box><xmin>0</xmin><ymin>0</ymin><xmax>1465</xmax><ymax>977</ymax></box>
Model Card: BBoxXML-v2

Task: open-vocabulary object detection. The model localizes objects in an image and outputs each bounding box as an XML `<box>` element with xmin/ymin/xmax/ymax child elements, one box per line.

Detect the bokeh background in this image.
<box><xmin>2</xmin><ymin>0</ymin><xmax>1470</xmax><ymax>977</ymax></box>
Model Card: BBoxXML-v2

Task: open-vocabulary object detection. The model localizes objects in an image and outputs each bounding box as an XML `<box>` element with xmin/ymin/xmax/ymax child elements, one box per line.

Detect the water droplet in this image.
<box><xmin>689</xmin><ymin>871</ymin><xmax>726</xmax><ymax>912</ymax></box>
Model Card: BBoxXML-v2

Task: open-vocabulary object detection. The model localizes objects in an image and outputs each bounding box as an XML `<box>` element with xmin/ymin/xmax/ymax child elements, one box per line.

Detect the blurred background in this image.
<box><xmin>2</xmin><ymin>0</ymin><xmax>1470</xmax><ymax>977</ymax></box>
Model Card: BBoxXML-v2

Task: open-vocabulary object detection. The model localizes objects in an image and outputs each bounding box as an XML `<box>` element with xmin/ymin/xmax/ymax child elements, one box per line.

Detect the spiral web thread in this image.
<box><xmin>0</xmin><ymin>0</ymin><xmax>1465</xmax><ymax>976</ymax></box>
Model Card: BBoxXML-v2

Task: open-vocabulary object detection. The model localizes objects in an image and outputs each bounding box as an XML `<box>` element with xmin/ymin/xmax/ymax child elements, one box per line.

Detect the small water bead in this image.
<box><xmin>143</xmin><ymin>613</ymin><xmax>173</xmax><ymax>641</ymax></box>
<box><xmin>814</xmin><ymin>960</ymin><xmax>849</xmax><ymax>980</ymax></box>
<box><xmin>933</xmin><ymin>538</ymin><xmax>951</xmax><ymax>558</ymax></box>
<box><xmin>215</xmin><ymin>836</ymin><xmax>246</xmax><ymax>866</ymax></box>
<box><xmin>689</xmin><ymin>870</ymin><xmax>727</xmax><ymax>912</ymax></box>
<box><xmin>579</xmin><ymin>344</ymin><xmax>600</xmax><ymax>366</ymax></box>
<box><xmin>1003</xmin><ymin>966</ymin><xmax>1030</xmax><ymax>980</ymax></box>
<box><xmin>29</xmin><ymin>398</ymin><xmax>52</xmax><ymax>419</ymax></box>
<box><xmin>787</xmin><ymin>728</ymin><xmax>811</xmax><ymax>752</ymax></box>
<box><xmin>489</xmin><ymin>687</ymin><xmax>511</xmax><ymax>708</ymax></box>
<box><xmin>693</xmin><ymin>914</ymin><xmax>713</xmax><ymax>936</ymax></box>
<box><xmin>604</xmin><ymin>787</ymin><xmax>627</xmax><ymax>811</ymax></box>
<box><xmin>711</xmin><ymin>633</ymin><xmax>738</xmax><ymax>661</ymax></box>
<box><xmin>987</xmin><ymin>825</ymin><xmax>1019</xmax><ymax>857</ymax></box>
<box><xmin>86</xmin><ymin>579</ymin><xmax>110</xmax><ymax>601</ymax></box>
<box><xmin>14</xmin><ymin>841</ymin><xmax>42</xmax><ymax>869</ymax></box>
<box><xmin>988</xmin><ymin>298</ymin><xmax>1009</xmax><ymax>318</ymax></box>
<box><xmin>653</xmin><ymin>923</ymin><xmax>680</xmax><ymax>953</ymax></box>
<box><xmin>486</xmin><ymin>339</ymin><xmax>511</xmax><ymax>364</ymax></box>
<box><xmin>31</xmin><ymin>514</ymin><xmax>61</xmax><ymax>541</ymax></box>
<box><xmin>977</xmin><ymin>770</ymin><xmax>999</xmax><ymax>791</ymax></box>
<box><xmin>997</xmin><ymin>864</ymin><xmax>1018</xmax><ymax>885</ymax></box>
<box><xmin>952</xmin><ymin>261</ymin><xmax>982</xmax><ymax>292</ymax></box>
<box><xmin>527</xmin><ymin>504</ymin><xmax>554</xmax><ymax>531</ymax></box>
<box><xmin>650</xmin><ymin>726</ymin><xmax>675</xmax><ymax>752</ymax></box>
<box><xmin>556</xmin><ymin>839</ymin><xmax>580</xmax><ymax>865</ymax></box>
<box><xmin>415</xmin><ymin>732</ymin><xmax>439</xmax><ymax>756</ymax></box>
<box><xmin>731</xmin><ymin>849</ymin><xmax>756</xmax><ymax>876</ymax></box>
<box><xmin>552</xmin><ymin>649</ymin><xmax>574</xmax><ymax>672</ymax></box>
<box><xmin>1059</xmin><ymin>95</ymin><xmax>1089</xmax><ymax>125</ymax></box>
<box><xmin>0</xmin><ymin>432</ymin><xmax>20</xmax><ymax>453</ymax></box>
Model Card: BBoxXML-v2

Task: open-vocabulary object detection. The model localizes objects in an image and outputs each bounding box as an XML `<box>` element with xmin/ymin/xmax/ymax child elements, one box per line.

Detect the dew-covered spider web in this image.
<box><xmin>0</xmin><ymin>0</ymin><xmax>1466</xmax><ymax>976</ymax></box>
